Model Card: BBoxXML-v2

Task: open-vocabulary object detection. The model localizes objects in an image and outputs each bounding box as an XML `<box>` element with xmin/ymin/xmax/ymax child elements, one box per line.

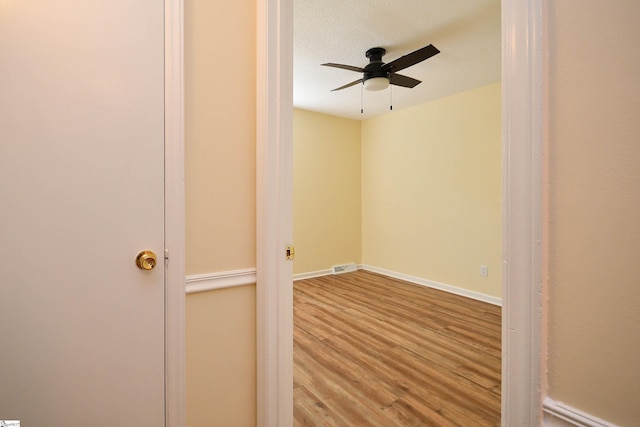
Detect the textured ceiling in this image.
<box><xmin>293</xmin><ymin>0</ymin><xmax>501</xmax><ymax>120</ymax></box>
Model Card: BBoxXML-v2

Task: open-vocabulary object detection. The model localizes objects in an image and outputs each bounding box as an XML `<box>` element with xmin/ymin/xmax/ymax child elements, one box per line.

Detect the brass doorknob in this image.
<box><xmin>136</xmin><ymin>250</ymin><xmax>157</xmax><ymax>271</ymax></box>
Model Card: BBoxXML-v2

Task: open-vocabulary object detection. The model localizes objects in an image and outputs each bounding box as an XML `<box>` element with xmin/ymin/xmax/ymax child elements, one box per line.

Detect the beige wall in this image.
<box><xmin>184</xmin><ymin>0</ymin><xmax>256</xmax><ymax>425</ymax></box>
<box><xmin>185</xmin><ymin>0</ymin><xmax>256</xmax><ymax>275</ymax></box>
<box><xmin>293</xmin><ymin>84</ymin><xmax>501</xmax><ymax>297</ymax></box>
<box><xmin>362</xmin><ymin>83</ymin><xmax>502</xmax><ymax>298</ymax></box>
<box><xmin>546</xmin><ymin>1</ymin><xmax>640</xmax><ymax>425</ymax></box>
<box><xmin>293</xmin><ymin>109</ymin><xmax>362</xmax><ymax>274</ymax></box>
<box><xmin>186</xmin><ymin>287</ymin><xmax>256</xmax><ymax>426</ymax></box>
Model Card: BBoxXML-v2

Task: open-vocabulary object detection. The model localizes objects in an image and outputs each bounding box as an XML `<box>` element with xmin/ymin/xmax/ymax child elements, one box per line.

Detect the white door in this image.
<box><xmin>0</xmin><ymin>0</ymin><xmax>166</xmax><ymax>425</ymax></box>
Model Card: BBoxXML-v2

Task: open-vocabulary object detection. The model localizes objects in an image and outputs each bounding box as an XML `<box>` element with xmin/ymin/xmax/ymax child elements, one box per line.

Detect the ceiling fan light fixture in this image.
<box><xmin>364</xmin><ymin>77</ymin><xmax>389</xmax><ymax>91</ymax></box>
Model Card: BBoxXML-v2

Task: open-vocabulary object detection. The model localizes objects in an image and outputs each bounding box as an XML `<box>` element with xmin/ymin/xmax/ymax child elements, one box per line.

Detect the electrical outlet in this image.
<box><xmin>480</xmin><ymin>265</ymin><xmax>488</xmax><ymax>277</ymax></box>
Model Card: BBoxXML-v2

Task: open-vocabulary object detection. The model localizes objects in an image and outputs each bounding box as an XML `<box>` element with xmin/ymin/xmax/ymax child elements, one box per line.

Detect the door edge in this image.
<box><xmin>165</xmin><ymin>0</ymin><xmax>186</xmax><ymax>425</ymax></box>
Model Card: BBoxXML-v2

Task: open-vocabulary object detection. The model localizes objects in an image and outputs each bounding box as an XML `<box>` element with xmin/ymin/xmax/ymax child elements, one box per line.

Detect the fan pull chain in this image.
<box><xmin>361</xmin><ymin>83</ymin><xmax>364</xmax><ymax>114</ymax></box>
<box><xmin>390</xmin><ymin>84</ymin><xmax>393</xmax><ymax>111</ymax></box>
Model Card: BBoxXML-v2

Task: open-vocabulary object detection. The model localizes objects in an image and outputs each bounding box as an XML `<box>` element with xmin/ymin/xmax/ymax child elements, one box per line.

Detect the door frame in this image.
<box><xmin>165</xmin><ymin>0</ymin><xmax>186</xmax><ymax>425</ymax></box>
<box><xmin>256</xmin><ymin>0</ymin><xmax>295</xmax><ymax>424</ymax></box>
<box><xmin>256</xmin><ymin>0</ymin><xmax>545</xmax><ymax>425</ymax></box>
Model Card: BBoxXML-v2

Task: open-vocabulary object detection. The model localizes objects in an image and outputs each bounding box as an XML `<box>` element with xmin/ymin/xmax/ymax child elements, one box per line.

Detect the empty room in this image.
<box><xmin>292</xmin><ymin>0</ymin><xmax>502</xmax><ymax>424</ymax></box>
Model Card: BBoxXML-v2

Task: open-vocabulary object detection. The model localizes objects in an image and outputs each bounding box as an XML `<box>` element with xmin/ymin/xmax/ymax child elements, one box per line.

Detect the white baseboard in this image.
<box><xmin>543</xmin><ymin>397</ymin><xmax>619</xmax><ymax>427</ymax></box>
<box><xmin>293</xmin><ymin>268</ymin><xmax>336</xmax><ymax>281</ymax></box>
<box><xmin>361</xmin><ymin>264</ymin><xmax>502</xmax><ymax>306</ymax></box>
<box><xmin>293</xmin><ymin>264</ymin><xmax>501</xmax><ymax>306</ymax></box>
<box><xmin>185</xmin><ymin>268</ymin><xmax>256</xmax><ymax>294</ymax></box>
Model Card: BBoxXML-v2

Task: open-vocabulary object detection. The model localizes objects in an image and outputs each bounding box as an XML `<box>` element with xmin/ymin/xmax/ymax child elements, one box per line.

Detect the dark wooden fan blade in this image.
<box><xmin>331</xmin><ymin>78</ymin><xmax>364</xmax><ymax>91</ymax></box>
<box><xmin>389</xmin><ymin>73</ymin><xmax>421</xmax><ymax>88</ymax></box>
<box><xmin>382</xmin><ymin>44</ymin><xmax>440</xmax><ymax>73</ymax></box>
<box><xmin>322</xmin><ymin>63</ymin><xmax>365</xmax><ymax>73</ymax></box>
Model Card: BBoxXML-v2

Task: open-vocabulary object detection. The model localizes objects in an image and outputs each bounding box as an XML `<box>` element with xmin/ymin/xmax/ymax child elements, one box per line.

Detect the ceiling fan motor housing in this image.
<box><xmin>364</xmin><ymin>47</ymin><xmax>389</xmax><ymax>81</ymax></box>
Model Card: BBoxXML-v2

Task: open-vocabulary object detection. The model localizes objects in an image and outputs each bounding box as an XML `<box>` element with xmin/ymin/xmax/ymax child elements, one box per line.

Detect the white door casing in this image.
<box><xmin>0</xmin><ymin>0</ymin><xmax>185</xmax><ymax>424</ymax></box>
<box><xmin>256</xmin><ymin>0</ymin><xmax>295</xmax><ymax>424</ymax></box>
<box><xmin>256</xmin><ymin>0</ymin><xmax>544</xmax><ymax>426</ymax></box>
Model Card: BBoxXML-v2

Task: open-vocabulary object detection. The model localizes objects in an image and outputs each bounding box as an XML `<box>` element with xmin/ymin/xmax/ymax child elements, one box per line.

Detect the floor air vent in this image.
<box><xmin>332</xmin><ymin>263</ymin><xmax>357</xmax><ymax>275</ymax></box>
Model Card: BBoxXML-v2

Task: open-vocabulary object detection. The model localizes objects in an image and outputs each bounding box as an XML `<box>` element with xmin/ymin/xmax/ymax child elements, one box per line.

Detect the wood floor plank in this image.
<box><xmin>294</xmin><ymin>337</ymin><xmax>402</xmax><ymax>427</ymax></box>
<box><xmin>293</xmin><ymin>270</ymin><xmax>501</xmax><ymax>426</ymax></box>
<box><xmin>294</xmin><ymin>385</ymin><xmax>350</xmax><ymax>427</ymax></box>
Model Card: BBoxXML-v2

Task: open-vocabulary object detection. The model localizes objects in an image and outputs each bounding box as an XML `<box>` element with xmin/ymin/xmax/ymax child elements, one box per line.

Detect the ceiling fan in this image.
<box><xmin>322</xmin><ymin>44</ymin><xmax>440</xmax><ymax>92</ymax></box>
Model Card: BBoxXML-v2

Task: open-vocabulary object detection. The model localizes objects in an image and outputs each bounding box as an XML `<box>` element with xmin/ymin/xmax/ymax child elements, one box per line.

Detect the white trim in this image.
<box><xmin>361</xmin><ymin>265</ymin><xmax>502</xmax><ymax>306</ymax></box>
<box><xmin>543</xmin><ymin>398</ymin><xmax>619</xmax><ymax>427</ymax></box>
<box><xmin>164</xmin><ymin>0</ymin><xmax>186</xmax><ymax>425</ymax></box>
<box><xmin>256</xmin><ymin>0</ymin><xmax>294</xmax><ymax>425</ymax></box>
<box><xmin>294</xmin><ymin>264</ymin><xmax>501</xmax><ymax>305</ymax></box>
<box><xmin>292</xmin><ymin>269</ymin><xmax>333</xmax><ymax>281</ymax></box>
<box><xmin>501</xmin><ymin>0</ymin><xmax>544</xmax><ymax>425</ymax></box>
<box><xmin>185</xmin><ymin>269</ymin><xmax>257</xmax><ymax>294</ymax></box>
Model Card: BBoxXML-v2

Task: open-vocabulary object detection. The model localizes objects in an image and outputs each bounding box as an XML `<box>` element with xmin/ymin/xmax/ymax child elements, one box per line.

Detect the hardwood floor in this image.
<box><xmin>293</xmin><ymin>270</ymin><xmax>501</xmax><ymax>426</ymax></box>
